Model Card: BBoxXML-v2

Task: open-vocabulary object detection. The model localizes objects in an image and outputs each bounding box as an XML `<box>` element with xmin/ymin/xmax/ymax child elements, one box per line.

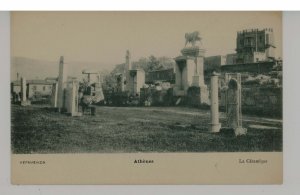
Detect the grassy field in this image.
<box><xmin>11</xmin><ymin>104</ymin><xmax>282</xmax><ymax>154</ymax></box>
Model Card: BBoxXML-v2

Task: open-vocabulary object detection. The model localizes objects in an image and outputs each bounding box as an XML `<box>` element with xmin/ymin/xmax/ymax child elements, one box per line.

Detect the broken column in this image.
<box><xmin>20</xmin><ymin>77</ymin><xmax>30</xmax><ymax>106</ymax></box>
<box><xmin>57</xmin><ymin>56</ymin><xmax>68</xmax><ymax>112</ymax></box>
<box><xmin>209</xmin><ymin>72</ymin><xmax>221</xmax><ymax>132</ymax></box>
<box><xmin>225</xmin><ymin>73</ymin><xmax>247</xmax><ymax>136</ymax></box>
<box><xmin>126</xmin><ymin>50</ymin><xmax>132</xmax><ymax>71</ymax></box>
<box><xmin>125</xmin><ymin>50</ymin><xmax>132</xmax><ymax>93</ymax></box>
<box><xmin>115</xmin><ymin>52</ymin><xmax>127</xmax><ymax>93</ymax></box>
<box><xmin>127</xmin><ymin>69</ymin><xmax>145</xmax><ymax>96</ymax></box>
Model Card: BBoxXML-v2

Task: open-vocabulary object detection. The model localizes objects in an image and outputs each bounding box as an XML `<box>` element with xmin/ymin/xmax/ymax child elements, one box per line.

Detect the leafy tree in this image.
<box><xmin>157</xmin><ymin>56</ymin><xmax>175</xmax><ymax>70</ymax></box>
<box><xmin>146</xmin><ymin>55</ymin><xmax>162</xmax><ymax>71</ymax></box>
<box><xmin>101</xmin><ymin>55</ymin><xmax>176</xmax><ymax>90</ymax></box>
<box><xmin>100</xmin><ymin>70</ymin><xmax>116</xmax><ymax>91</ymax></box>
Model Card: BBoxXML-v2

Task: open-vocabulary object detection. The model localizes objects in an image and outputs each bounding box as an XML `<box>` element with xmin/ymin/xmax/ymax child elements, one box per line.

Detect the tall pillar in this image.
<box><xmin>209</xmin><ymin>72</ymin><xmax>221</xmax><ymax>132</ymax></box>
<box><xmin>125</xmin><ymin>50</ymin><xmax>132</xmax><ymax>93</ymax></box>
<box><xmin>21</xmin><ymin>77</ymin><xmax>26</xmax><ymax>102</ymax></box>
<box><xmin>126</xmin><ymin>50</ymin><xmax>132</xmax><ymax>71</ymax></box>
<box><xmin>20</xmin><ymin>77</ymin><xmax>30</xmax><ymax>106</ymax></box>
<box><xmin>57</xmin><ymin>56</ymin><xmax>68</xmax><ymax>112</ymax></box>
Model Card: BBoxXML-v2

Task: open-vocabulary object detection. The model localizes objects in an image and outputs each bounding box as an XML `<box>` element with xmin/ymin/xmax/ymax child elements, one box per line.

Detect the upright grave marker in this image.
<box><xmin>57</xmin><ymin>56</ymin><xmax>68</xmax><ymax>112</ymax></box>
<box><xmin>225</xmin><ymin>73</ymin><xmax>247</xmax><ymax>136</ymax></box>
<box><xmin>65</xmin><ymin>80</ymin><xmax>82</xmax><ymax>116</ymax></box>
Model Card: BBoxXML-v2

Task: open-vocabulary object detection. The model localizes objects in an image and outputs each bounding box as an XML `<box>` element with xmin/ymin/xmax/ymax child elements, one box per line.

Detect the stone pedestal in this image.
<box><xmin>124</xmin><ymin>50</ymin><xmax>145</xmax><ymax>97</ymax></box>
<box><xmin>127</xmin><ymin>69</ymin><xmax>145</xmax><ymax>96</ymax></box>
<box><xmin>192</xmin><ymin>75</ymin><xmax>204</xmax><ymax>87</ymax></box>
<box><xmin>174</xmin><ymin>46</ymin><xmax>209</xmax><ymax>104</ymax></box>
<box><xmin>174</xmin><ymin>56</ymin><xmax>196</xmax><ymax>94</ymax></box>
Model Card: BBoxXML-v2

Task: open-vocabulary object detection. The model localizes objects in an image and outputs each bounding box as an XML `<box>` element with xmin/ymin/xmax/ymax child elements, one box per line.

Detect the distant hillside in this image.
<box><xmin>11</xmin><ymin>57</ymin><xmax>114</xmax><ymax>81</ymax></box>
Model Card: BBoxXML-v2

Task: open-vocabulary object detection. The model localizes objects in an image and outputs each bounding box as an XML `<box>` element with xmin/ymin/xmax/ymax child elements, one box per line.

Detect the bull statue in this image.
<box><xmin>185</xmin><ymin>31</ymin><xmax>202</xmax><ymax>47</ymax></box>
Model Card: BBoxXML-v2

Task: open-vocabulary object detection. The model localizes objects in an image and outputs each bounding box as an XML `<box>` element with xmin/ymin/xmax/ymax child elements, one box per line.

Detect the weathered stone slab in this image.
<box><xmin>225</xmin><ymin>73</ymin><xmax>247</xmax><ymax>136</ymax></box>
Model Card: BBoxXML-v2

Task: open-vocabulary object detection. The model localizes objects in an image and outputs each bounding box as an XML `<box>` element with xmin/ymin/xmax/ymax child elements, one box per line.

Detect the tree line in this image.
<box><xmin>101</xmin><ymin>55</ymin><xmax>175</xmax><ymax>90</ymax></box>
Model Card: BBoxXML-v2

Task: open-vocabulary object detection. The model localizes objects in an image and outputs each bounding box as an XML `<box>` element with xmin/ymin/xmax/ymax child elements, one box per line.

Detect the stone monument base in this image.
<box><xmin>186</xmin><ymin>85</ymin><xmax>209</xmax><ymax>106</ymax></box>
<box><xmin>199</xmin><ymin>85</ymin><xmax>209</xmax><ymax>104</ymax></box>
<box><xmin>69</xmin><ymin>112</ymin><xmax>82</xmax><ymax>117</ymax></box>
<box><xmin>181</xmin><ymin>46</ymin><xmax>205</xmax><ymax>57</ymax></box>
<box><xmin>209</xmin><ymin>123</ymin><xmax>221</xmax><ymax>133</ymax></box>
<box><xmin>192</xmin><ymin>75</ymin><xmax>205</xmax><ymax>87</ymax></box>
<box><xmin>234</xmin><ymin>127</ymin><xmax>247</xmax><ymax>136</ymax></box>
<box><xmin>21</xmin><ymin>100</ymin><xmax>31</xmax><ymax>106</ymax></box>
<box><xmin>173</xmin><ymin>87</ymin><xmax>185</xmax><ymax>96</ymax></box>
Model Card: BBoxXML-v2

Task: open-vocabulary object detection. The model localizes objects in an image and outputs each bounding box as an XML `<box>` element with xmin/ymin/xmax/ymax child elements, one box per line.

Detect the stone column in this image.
<box><xmin>209</xmin><ymin>72</ymin><xmax>221</xmax><ymax>132</ymax></box>
<box><xmin>21</xmin><ymin>77</ymin><xmax>26</xmax><ymax>102</ymax></box>
<box><xmin>20</xmin><ymin>77</ymin><xmax>30</xmax><ymax>106</ymax></box>
<box><xmin>126</xmin><ymin>50</ymin><xmax>132</xmax><ymax>71</ymax></box>
<box><xmin>57</xmin><ymin>56</ymin><xmax>68</xmax><ymax>112</ymax></box>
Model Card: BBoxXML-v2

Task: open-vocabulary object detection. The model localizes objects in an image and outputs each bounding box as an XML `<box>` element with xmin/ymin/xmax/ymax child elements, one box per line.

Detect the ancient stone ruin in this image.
<box><xmin>50</xmin><ymin>82</ymin><xmax>58</xmax><ymax>108</ymax></box>
<box><xmin>173</xmin><ymin>31</ymin><xmax>209</xmax><ymax>105</ymax></box>
<box><xmin>20</xmin><ymin>77</ymin><xmax>31</xmax><ymax>106</ymax></box>
<box><xmin>51</xmin><ymin>56</ymin><xmax>105</xmax><ymax>116</ymax></box>
<box><xmin>57</xmin><ymin>56</ymin><xmax>68</xmax><ymax>112</ymax></box>
<box><xmin>224</xmin><ymin>73</ymin><xmax>247</xmax><ymax>136</ymax></box>
<box><xmin>209</xmin><ymin>71</ymin><xmax>221</xmax><ymax>132</ymax></box>
<box><xmin>65</xmin><ymin>80</ymin><xmax>81</xmax><ymax>116</ymax></box>
<box><xmin>125</xmin><ymin>50</ymin><xmax>145</xmax><ymax>97</ymax></box>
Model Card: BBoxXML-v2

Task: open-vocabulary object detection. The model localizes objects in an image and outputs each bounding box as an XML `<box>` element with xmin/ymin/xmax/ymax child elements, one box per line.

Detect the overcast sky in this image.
<box><xmin>11</xmin><ymin>11</ymin><xmax>282</xmax><ymax>69</ymax></box>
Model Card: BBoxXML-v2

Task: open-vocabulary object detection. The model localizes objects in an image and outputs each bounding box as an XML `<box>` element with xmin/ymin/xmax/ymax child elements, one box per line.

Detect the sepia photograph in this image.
<box><xmin>10</xmin><ymin>11</ymin><xmax>283</xmax><ymax>184</ymax></box>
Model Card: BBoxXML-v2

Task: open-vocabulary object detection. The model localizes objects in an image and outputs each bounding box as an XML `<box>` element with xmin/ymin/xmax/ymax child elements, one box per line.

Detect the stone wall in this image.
<box><xmin>221</xmin><ymin>61</ymin><xmax>274</xmax><ymax>74</ymax></box>
<box><xmin>145</xmin><ymin>68</ymin><xmax>175</xmax><ymax>84</ymax></box>
<box><xmin>28</xmin><ymin>84</ymin><xmax>53</xmax><ymax>98</ymax></box>
<box><xmin>221</xmin><ymin>86</ymin><xmax>282</xmax><ymax>117</ymax></box>
<box><xmin>204</xmin><ymin>55</ymin><xmax>226</xmax><ymax>67</ymax></box>
<box><xmin>140</xmin><ymin>87</ymin><xmax>173</xmax><ymax>106</ymax></box>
